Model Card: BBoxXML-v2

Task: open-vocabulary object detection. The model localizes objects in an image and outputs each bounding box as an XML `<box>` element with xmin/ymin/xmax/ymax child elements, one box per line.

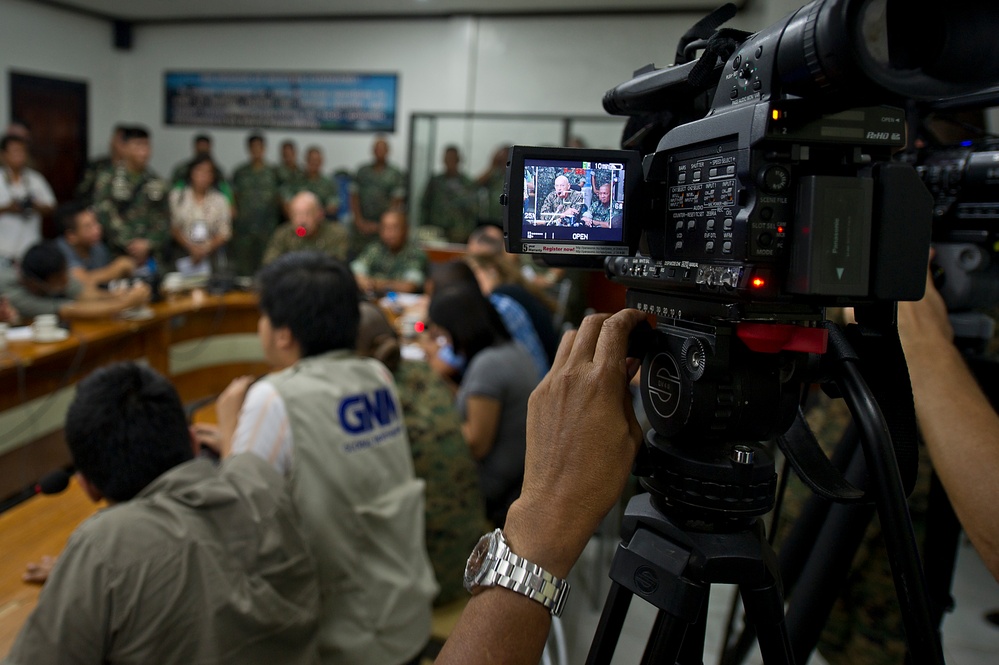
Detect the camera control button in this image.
<box><xmin>730</xmin><ymin>86</ymin><xmax>739</xmax><ymax>99</ymax></box>
<box><xmin>753</xmin><ymin>80</ymin><xmax>762</xmax><ymax>91</ymax></box>
<box><xmin>755</xmin><ymin>45</ymin><xmax>763</xmax><ymax>58</ymax></box>
<box><xmin>722</xmin><ymin>241</ymin><xmax>733</xmax><ymax>254</ymax></box>
<box><xmin>676</xmin><ymin>221</ymin><xmax>684</xmax><ymax>231</ymax></box>
<box><xmin>733</xmin><ymin>55</ymin><xmax>742</xmax><ymax>70</ymax></box>
<box><xmin>724</xmin><ymin>218</ymin><xmax>734</xmax><ymax>230</ymax></box>
<box><xmin>675</xmin><ymin>241</ymin><xmax>684</xmax><ymax>251</ymax></box>
<box><xmin>760</xmin><ymin>207</ymin><xmax>773</xmax><ymax>221</ymax></box>
<box><xmin>687</xmin><ymin>220</ymin><xmax>696</xmax><ymax>231</ymax></box>
<box><xmin>706</xmin><ymin>219</ymin><xmax>715</xmax><ymax>231</ymax></box>
<box><xmin>758</xmin><ymin>232</ymin><xmax>773</xmax><ymax>248</ymax></box>
<box><xmin>705</xmin><ymin>241</ymin><xmax>715</xmax><ymax>252</ymax></box>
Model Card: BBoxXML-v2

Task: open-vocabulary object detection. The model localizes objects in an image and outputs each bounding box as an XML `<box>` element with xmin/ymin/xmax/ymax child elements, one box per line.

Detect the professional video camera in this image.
<box><xmin>502</xmin><ymin>1</ymin><xmax>999</xmax><ymax>664</ymax></box>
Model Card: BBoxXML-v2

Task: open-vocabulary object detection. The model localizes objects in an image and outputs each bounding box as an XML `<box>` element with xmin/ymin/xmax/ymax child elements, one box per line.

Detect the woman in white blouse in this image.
<box><xmin>169</xmin><ymin>155</ymin><xmax>231</xmax><ymax>272</ymax></box>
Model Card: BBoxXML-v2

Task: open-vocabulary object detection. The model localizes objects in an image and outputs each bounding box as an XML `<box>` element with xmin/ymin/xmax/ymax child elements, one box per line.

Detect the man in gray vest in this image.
<box><xmin>211</xmin><ymin>251</ymin><xmax>437</xmax><ymax>665</ymax></box>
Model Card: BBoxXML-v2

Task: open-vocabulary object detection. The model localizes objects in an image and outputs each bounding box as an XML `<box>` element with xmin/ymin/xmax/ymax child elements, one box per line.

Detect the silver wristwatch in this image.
<box><xmin>463</xmin><ymin>528</ymin><xmax>570</xmax><ymax>617</ymax></box>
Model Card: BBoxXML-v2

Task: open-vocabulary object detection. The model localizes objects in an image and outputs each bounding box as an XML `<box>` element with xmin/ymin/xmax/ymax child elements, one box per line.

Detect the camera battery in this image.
<box><xmin>788</xmin><ymin>175</ymin><xmax>872</xmax><ymax>297</ymax></box>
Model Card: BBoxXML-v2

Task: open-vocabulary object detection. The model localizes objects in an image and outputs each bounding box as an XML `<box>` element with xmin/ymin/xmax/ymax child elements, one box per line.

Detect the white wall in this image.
<box><xmin>120</xmin><ymin>0</ymin><xmax>808</xmax><ymax>178</ymax></box>
<box><xmin>0</xmin><ymin>0</ymin><xmax>122</xmax><ymax>155</ymax></box>
<box><xmin>4</xmin><ymin>0</ymin><xmax>904</xmax><ymax>183</ymax></box>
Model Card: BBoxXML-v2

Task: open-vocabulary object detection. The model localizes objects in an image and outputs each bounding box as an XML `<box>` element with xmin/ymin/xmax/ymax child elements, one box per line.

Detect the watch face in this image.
<box><xmin>464</xmin><ymin>532</ymin><xmax>493</xmax><ymax>591</ymax></box>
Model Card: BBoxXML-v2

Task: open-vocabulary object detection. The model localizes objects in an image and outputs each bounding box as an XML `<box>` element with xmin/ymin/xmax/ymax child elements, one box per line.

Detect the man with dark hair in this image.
<box><xmin>276</xmin><ymin>139</ymin><xmax>301</xmax><ymax>192</ymax></box>
<box><xmin>349</xmin><ymin>136</ymin><xmax>406</xmax><ymax>255</ymax></box>
<box><xmin>91</xmin><ymin>125</ymin><xmax>171</xmax><ymax>270</ymax></box>
<box><xmin>207</xmin><ymin>251</ymin><xmax>437</xmax><ymax>665</ymax></box>
<box><xmin>0</xmin><ymin>134</ymin><xmax>56</xmax><ymax>265</ymax></box>
<box><xmin>280</xmin><ymin>146</ymin><xmax>339</xmax><ymax>220</ymax></box>
<box><xmin>55</xmin><ymin>200</ymin><xmax>135</xmax><ymax>286</ymax></box>
<box><xmin>75</xmin><ymin>124</ymin><xmax>128</xmax><ymax>206</ymax></box>
<box><xmin>420</xmin><ymin>145</ymin><xmax>477</xmax><ymax>243</ymax></box>
<box><xmin>0</xmin><ymin>241</ymin><xmax>149</xmax><ymax>320</ymax></box>
<box><xmin>4</xmin><ymin>362</ymin><xmax>320</xmax><ymax>665</ymax></box>
<box><xmin>231</xmin><ymin>132</ymin><xmax>281</xmax><ymax>275</ymax></box>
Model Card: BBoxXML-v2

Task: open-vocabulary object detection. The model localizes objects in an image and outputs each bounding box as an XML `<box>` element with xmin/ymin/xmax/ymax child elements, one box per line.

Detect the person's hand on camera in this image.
<box><xmin>897</xmin><ymin>268</ymin><xmax>953</xmax><ymax>355</ymax></box>
<box><xmin>503</xmin><ymin>309</ymin><xmax>646</xmax><ymax>578</ymax></box>
<box><xmin>437</xmin><ymin>309</ymin><xmax>647</xmax><ymax>665</ymax></box>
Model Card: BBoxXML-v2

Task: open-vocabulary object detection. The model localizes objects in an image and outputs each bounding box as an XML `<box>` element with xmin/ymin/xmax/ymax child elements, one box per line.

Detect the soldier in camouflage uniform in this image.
<box><xmin>91</xmin><ymin>126</ymin><xmax>170</xmax><ymax>269</ymax></box>
<box><xmin>275</xmin><ymin>140</ymin><xmax>301</xmax><ymax>191</ymax></box>
<box><xmin>539</xmin><ymin>175</ymin><xmax>585</xmax><ymax>225</ymax></box>
<box><xmin>261</xmin><ymin>191</ymin><xmax>349</xmax><ymax>265</ymax></box>
<box><xmin>280</xmin><ymin>146</ymin><xmax>339</xmax><ymax>220</ymax></box>
<box><xmin>582</xmin><ymin>182</ymin><xmax>614</xmax><ymax>228</ymax></box>
<box><xmin>230</xmin><ymin>133</ymin><xmax>281</xmax><ymax>276</ymax></box>
<box><xmin>350</xmin><ymin>210</ymin><xmax>428</xmax><ymax>295</ymax></box>
<box><xmin>355</xmin><ymin>302</ymin><xmax>489</xmax><ymax>606</ymax></box>
<box><xmin>349</xmin><ymin>137</ymin><xmax>406</xmax><ymax>257</ymax></box>
<box><xmin>420</xmin><ymin>145</ymin><xmax>477</xmax><ymax>244</ymax></box>
<box><xmin>75</xmin><ymin>124</ymin><xmax>127</xmax><ymax>206</ymax></box>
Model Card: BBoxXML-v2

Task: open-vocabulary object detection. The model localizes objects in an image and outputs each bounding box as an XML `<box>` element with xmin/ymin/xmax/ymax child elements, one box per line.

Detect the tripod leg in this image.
<box><xmin>741</xmin><ymin>580</ymin><xmax>795</xmax><ymax>665</ymax></box>
<box><xmin>586</xmin><ymin>581</ymin><xmax>633</xmax><ymax>665</ymax></box>
<box><xmin>640</xmin><ymin>610</ymin><xmax>688</xmax><ymax>665</ymax></box>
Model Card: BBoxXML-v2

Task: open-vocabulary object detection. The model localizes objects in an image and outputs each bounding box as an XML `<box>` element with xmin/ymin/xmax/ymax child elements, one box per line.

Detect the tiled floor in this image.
<box><xmin>558</xmin><ymin>532</ymin><xmax>998</xmax><ymax>664</ymax></box>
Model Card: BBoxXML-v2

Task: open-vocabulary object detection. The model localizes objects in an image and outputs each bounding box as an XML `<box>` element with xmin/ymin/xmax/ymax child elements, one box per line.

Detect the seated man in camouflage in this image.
<box><xmin>351</xmin><ymin>209</ymin><xmax>428</xmax><ymax>295</ymax></box>
<box><xmin>262</xmin><ymin>191</ymin><xmax>349</xmax><ymax>265</ymax></box>
<box><xmin>539</xmin><ymin>175</ymin><xmax>584</xmax><ymax>226</ymax></box>
<box><xmin>4</xmin><ymin>362</ymin><xmax>320</xmax><ymax>665</ymax></box>
<box><xmin>581</xmin><ymin>182</ymin><xmax>614</xmax><ymax>228</ymax></box>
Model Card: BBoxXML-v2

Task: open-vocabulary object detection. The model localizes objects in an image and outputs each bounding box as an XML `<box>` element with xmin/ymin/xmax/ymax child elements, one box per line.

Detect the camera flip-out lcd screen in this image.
<box><xmin>504</xmin><ymin>146</ymin><xmax>641</xmax><ymax>259</ymax></box>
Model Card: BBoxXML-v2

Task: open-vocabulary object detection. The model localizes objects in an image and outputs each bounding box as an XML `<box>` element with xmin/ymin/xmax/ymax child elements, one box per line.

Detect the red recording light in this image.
<box><xmin>752</xmin><ymin>277</ymin><xmax>766</xmax><ymax>288</ymax></box>
<box><xmin>777</xmin><ymin>226</ymin><xmax>784</xmax><ymax>234</ymax></box>
<box><xmin>295</xmin><ymin>226</ymin><xmax>307</xmax><ymax>237</ymax></box>
<box><xmin>414</xmin><ymin>321</ymin><xmax>425</xmax><ymax>333</ymax></box>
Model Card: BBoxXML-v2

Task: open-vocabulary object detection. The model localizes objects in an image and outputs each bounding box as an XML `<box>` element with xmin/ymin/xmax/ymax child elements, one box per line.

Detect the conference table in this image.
<box><xmin>0</xmin><ymin>290</ymin><xmax>270</xmax><ymax>655</ymax></box>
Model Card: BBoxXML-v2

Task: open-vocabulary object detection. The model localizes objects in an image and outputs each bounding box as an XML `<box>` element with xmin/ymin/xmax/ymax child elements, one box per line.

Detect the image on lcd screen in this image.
<box><xmin>521</xmin><ymin>159</ymin><xmax>626</xmax><ymax>243</ymax></box>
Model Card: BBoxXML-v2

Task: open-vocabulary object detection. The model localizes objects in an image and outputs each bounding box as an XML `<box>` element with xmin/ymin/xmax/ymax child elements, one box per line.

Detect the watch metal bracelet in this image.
<box><xmin>484</xmin><ymin>548</ymin><xmax>570</xmax><ymax>617</ymax></box>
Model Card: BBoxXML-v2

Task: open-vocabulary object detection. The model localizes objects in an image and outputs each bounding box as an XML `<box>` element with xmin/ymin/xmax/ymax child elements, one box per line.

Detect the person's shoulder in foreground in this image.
<box><xmin>4</xmin><ymin>361</ymin><xmax>319</xmax><ymax>665</ymax></box>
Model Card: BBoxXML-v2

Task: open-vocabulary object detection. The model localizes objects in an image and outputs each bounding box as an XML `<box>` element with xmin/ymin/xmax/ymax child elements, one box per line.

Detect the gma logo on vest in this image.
<box><xmin>339</xmin><ymin>387</ymin><xmax>399</xmax><ymax>434</ymax></box>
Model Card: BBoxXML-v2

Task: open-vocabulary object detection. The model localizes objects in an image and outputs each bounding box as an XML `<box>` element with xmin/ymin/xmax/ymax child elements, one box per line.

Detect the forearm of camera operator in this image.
<box><xmin>905</xmin><ymin>340</ymin><xmax>999</xmax><ymax>582</ymax></box>
<box><xmin>436</xmin><ymin>310</ymin><xmax>647</xmax><ymax>664</ymax></box>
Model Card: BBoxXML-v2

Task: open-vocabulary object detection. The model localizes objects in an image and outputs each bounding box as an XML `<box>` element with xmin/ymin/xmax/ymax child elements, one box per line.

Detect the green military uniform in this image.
<box><xmin>261</xmin><ymin>222</ymin><xmax>350</xmax><ymax>266</ymax></box>
<box><xmin>392</xmin><ymin>359</ymin><xmax>489</xmax><ymax>605</ymax></box>
<box><xmin>350</xmin><ymin>163</ymin><xmax>406</xmax><ymax>255</ymax></box>
<box><xmin>74</xmin><ymin>155</ymin><xmax>115</xmax><ymax>206</ymax></box>
<box><xmin>92</xmin><ymin>164</ymin><xmax>170</xmax><ymax>267</ymax></box>
<box><xmin>583</xmin><ymin>198</ymin><xmax>612</xmax><ymax>226</ymax></box>
<box><xmin>540</xmin><ymin>189</ymin><xmax>586</xmax><ymax>225</ymax></box>
<box><xmin>276</xmin><ymin>164</ymin><xmax>301</xmax><ymax>191</ymax></box>
<box><xmin>420</xmin><ymin>173</ymin><xmax>477</xmax><ymax>243</ymax></box>
<box><xmin>281</xmin><ymin>174</ymin><xmax>340</xmax><ymax>218</ymax></box>
<box><xmin>350</xmin><ymin>241</ymin><xmax>428</xmax><ymax>289</ymax></box>
<box><xmin>231</xmin><ymin>161</ymin><xmax>282</xmax><ymax>276</ymax></box>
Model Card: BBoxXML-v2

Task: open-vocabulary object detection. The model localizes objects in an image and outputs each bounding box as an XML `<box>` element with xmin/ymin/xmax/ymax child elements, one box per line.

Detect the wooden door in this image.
<box><xmin>9</xmin><ymin>72</ymin><xmax>88</xmax><ymax>238</ymax></box>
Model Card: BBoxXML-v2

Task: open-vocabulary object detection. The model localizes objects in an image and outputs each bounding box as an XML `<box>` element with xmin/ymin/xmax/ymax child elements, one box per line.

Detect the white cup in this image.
<box><xmin>32</xmin><ymin>314</ymin><xmax>58</xmax><ymax>340</ymax></box>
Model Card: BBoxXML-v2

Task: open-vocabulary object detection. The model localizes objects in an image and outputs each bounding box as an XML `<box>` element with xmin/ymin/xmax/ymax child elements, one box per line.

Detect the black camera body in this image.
<box><xmin>503</xmin><ymin>0</ymin><xmax>999</xmax><ymax>324</ymax></box>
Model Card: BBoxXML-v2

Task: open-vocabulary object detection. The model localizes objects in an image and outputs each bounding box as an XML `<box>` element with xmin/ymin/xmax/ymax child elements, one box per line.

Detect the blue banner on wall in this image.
<box><xmin>164</xmin><ymin>71</ymin><xmax>398</xmax><ymax>132</ymax></box>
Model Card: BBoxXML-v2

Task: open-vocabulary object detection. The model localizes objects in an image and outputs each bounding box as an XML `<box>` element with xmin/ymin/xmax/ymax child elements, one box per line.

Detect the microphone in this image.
<box><xmin>37</xmin><ymin>469</ymin><xmax>71</xmax><ymax>495</ymax></box>
<box><xmin>0</xmin><ymin>468</ymin><xmax>73</xmax><ymax>514</ymax></box>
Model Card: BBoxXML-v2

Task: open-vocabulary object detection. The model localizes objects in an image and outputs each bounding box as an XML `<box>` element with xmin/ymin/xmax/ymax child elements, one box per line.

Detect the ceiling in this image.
<box><xmin>34</xmin><ymin>0</ymin><xmax>744</xmax><ymax>23</ymax></box>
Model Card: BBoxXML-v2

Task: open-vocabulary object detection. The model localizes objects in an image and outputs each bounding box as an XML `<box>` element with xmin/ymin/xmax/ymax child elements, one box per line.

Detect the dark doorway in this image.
<box><xmin>9</xmin><ymin>72</ymin><xmax>88</xmax><ymax>238</ymax></box>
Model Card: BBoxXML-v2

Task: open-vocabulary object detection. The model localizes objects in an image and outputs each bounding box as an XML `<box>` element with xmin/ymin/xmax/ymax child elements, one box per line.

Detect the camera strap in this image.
<box><xmin>778</xmin><ymin>321</ymin><xmax>919</xmax><ymax>504</ymax></box>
